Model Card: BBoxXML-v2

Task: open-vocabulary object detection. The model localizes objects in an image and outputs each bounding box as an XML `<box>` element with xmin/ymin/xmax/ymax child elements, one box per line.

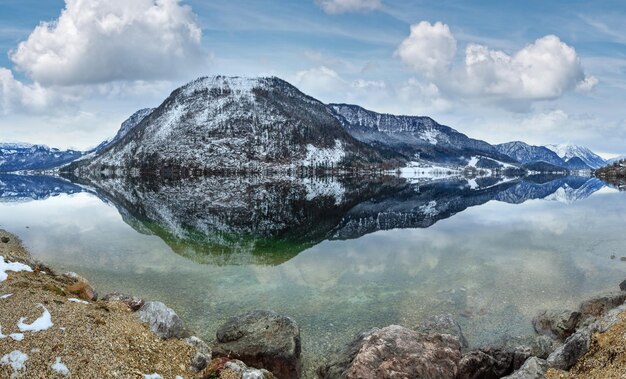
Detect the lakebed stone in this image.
<box><xmin>579</xmin><ymin>292</ymin><xmax>626</xmax><ymax>317</ymax></box>
<box><xmin>457</xmin><ymin>346</ymin><xmax>529</xmax><ymax>379</ymax></box>
<box><xmin>532</xmin><ymin>309</ymin><xmax>581</xmax><ymax>341</ymax></box>
<box><xmin>212</xmin><ymin>310</ymin><xmax>301</xmax><ymax>379</ymax></box>
<box><xmin>318</xmin><ymin>325</ymin><xmax>462</xmax><ymax>379</ymax></box>
<box><xmin>137</xmin><ymin>301</ymin><xmax>188</xmax><ymax>339</ymax></box>
<box><xmin>102</xmin><ymin>292</ymin><xmax>145</xmax><ymax>311</ymax></box>
<box><xmin>416</xmin><ymin>313</ymin><xmax>468</xmax><ymax>348</ymax></box>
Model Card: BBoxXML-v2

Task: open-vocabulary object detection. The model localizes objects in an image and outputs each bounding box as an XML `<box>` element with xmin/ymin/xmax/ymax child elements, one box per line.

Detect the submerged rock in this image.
<box><xmin>532</xmin><ymin>309</ymin><xmax>581</xmax><ymax>341</ymax></box>
<box><xmin>212</xmin><ymin>310</ymin><xmax>301</xmax><ymax>379</ymax></box>
<box><xmin>137</xmin><ymin>301</ymin><xmax>188</xmax><ymax>339</ymax></box>
<box><xmin>318</xmin><ymin>325</ymin><xmax>462</xmax><ymax>379</ymax></box>
<box><xmin>620</xmin><ymin>279</ymin><xmax>626</xmax><ymax>291</ymax></box>
<box><xmin>102</xmin><ymin>292</ymin><xmax>144</xmax><ymax>311</ymax></box>
<box><xmin>530</xmin><ymin>335</ymin><xmax>560</xmax><ymax>359</ymax></box>
<box><xmin>501</xmin><ymin>357</ymin><xmax>548</xmax><ymax>379</ymax></box>
<box><xmin>579</xmin><ymin>292</ymin><xmax>626</xmax><ymax>317</ymax></box>
<box><xmin>416</xmin><ymin>313</ymin><xmax>468</xmax><ymax>348</ymax></box>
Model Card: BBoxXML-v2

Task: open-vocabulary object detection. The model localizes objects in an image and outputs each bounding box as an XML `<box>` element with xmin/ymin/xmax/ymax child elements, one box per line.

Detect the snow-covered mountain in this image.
<box><xmin>72</xmin><ymin>76</ymin><xmax>403</xmax><ymax>174</ymax></box>
<box><xmin>0</xmin><ymin>143</ymin><xmax>84</xmax><ymax>172</ymax></box>
<box><xmin>495</xmin><ymin>141</ymin><xmax>566</xmax><ymax>167</ymax></box>
<box><xmin>92</xmin><ymin>108</ymin><xmax>154</xmax><ymax>154</ymax></box>
<box><xmin>544</xmin><ymin>143</ymin><xmax>605</xmax><ymax>169</ymax></box>
<box><xmin>329</xmin><ymin>103</ymin><xmax>515</xmax><ymax>166</ymax></box>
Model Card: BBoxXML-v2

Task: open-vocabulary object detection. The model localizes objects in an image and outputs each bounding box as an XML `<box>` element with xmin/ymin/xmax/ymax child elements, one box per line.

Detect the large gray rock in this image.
<box><xmin>212</xmin><ymin>310</ymin><xmax>301</xmax><ymax>379</ymax></box>
<box><xmin>501</xmin><ymin>357</ymin><xmax>548</xmax><ymax>379</ymax></box>
<box><xmin>457</xmin><ymin>346</ymin><xmax>528</xmax><ymax>379</ymax></box>
<box><xmin>546</xmin><ymin>328</ymin><xmax>592</xmax><ymax>370</ymax></box>
<box><xmin>579</xmin><ymin>292</ymin><xmax>626</xmax><ymax>317</ymax></box>
<box><xmin>416</xmin><ymin>313</ymin><xmax>468</xmax><ymax>348</ymax></box>
<box><xmin>532</xmin><ymin>309</ymin><xmax>581</xmax><ymax>341</ymax></box>
<box><xmin>318</xmin><ymin>325</ymin><xmax>462</xmax><ymax>379</ymax></box>
<box><xmin>137</xmin><ymin>301</ymin><xmax>188</xmax><ymax>339</ymax></box>
<box><xmin>530</xmin><ymin>335</ymin><xmax>560</xmax><ymax>359</ymax></box>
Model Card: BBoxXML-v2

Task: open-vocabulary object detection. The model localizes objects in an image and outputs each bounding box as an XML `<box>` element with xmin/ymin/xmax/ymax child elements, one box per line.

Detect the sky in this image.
<box><xmin>1</xmin><ymin>0</ymin><xmax>625</xmax><ymax>157</ymax></box>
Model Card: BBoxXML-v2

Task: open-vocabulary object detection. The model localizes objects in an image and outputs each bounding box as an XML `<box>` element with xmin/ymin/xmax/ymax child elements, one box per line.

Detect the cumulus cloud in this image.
<box><xmin>316</xmin><ymin>0</ymin><xmax>382</xmax><ymax>14</ymax></box>
<box><xmin>10</xmin><ymin>0</ymin><xmax>205</xmax><ymax>86</ymax></box>
<box><xmin>0</xmin><ymin>68</ymin><xmax>70</xmax><ymax>115</ymax></box>
<box><xmin>396</xmin><ymin>22</ymin><xmax>597</xmax><ymax>105</ymax></box>
<box><xmin>395</xmin><ymin>21</ymin><xmax>456</xmax><ymax>77</ymax></box>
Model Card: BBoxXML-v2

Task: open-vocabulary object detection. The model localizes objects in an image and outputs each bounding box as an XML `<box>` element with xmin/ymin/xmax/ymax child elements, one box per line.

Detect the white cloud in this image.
<box><xmin>396</xmin><ymin>22</ymin><xmax>597</xmax><ymax>105</ymax></box>
<box><xmin>316</xmin><ymin>0</ymin><xmax>382</xmax><ymax>14</ymax></box>
<box><xmin>10</xmin><ymin>0</ymin><xmax>205</xmax><ymax>86</ymax></box>
<box><xmin>0</xmin><ymin>68</ymin><xmax>69</xmax><ymax>115</ymax></box>
<box><xmin>395</xmin><ymin>21</ymin><xmax>456</xmax><ymax>77</ymax></box>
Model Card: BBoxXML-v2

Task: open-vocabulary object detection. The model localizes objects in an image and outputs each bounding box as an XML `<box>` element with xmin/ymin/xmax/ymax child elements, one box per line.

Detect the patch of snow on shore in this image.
<box><xmin>51</xmin><ymin>357</ymin><xmax>70</xmax><ymax>376</ymax></box>
<box><xmin>0</xmin><ymin>256</ymin><xmax>32</xmax><ymax>282</ymax></box>
<box><xmin>0</xmin><ymin>350</ymin><xmax>28</xmax><ymax>376</ymax></box>
<box><xmin>0</xmin><ymin>293</ymin><xmax>12</xmax><ymax>299</ymax></box>
<box><xmin>144</xmin><ymin>374</ymin><xmax>163</xmax><ymax>379</ymax></box>
<box><xmin>17</xmin><ymin>304</ymin><xmax>53</xmax><ymax>332</ymax></box>
<box><xmin>68</xmin><ymin>298</ymin><xmax>89</xmax><ymax>304</ymax></box>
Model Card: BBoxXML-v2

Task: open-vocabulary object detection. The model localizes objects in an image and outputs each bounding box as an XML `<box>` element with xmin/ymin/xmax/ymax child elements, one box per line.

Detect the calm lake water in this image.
<box><xmin>1</xmin><ymin>173</ymin><xmax>626</xmax><ymax>375</ymax></box>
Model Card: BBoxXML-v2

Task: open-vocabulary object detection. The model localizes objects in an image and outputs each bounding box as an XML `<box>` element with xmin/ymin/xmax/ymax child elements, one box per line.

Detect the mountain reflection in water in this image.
<box><xmin>0</xmin><ymin>173</ymin><xmax>607</xmax><ymax>265</ymax></box>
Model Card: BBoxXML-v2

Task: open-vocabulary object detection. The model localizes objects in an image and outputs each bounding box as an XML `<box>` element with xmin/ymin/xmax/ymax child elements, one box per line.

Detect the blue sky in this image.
<box><xmin>1</xmin><ymin>0</ymin><xmax>625</xmax><ymax>157</ymax></box>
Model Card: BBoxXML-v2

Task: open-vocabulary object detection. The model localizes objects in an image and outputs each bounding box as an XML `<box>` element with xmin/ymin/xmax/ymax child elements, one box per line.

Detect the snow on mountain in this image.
<box><xmin>0</xmin><ymin>143</ymin><xmax>84</xmax><ymax>172</ymax></box>
<box><xmin>73</xmin><ymin>76</ymin><xmax>402</xmax><ymax>174</ymax></box>
<box><xmin>544</xmin><ymin>143</ymin><xmax>605</xmax><ymax>169</ymax></box>
<box><xmin>329</xmin><ymin>103</ymin><xmax>516</xmax><ymax>166</ymax></box>
<box><xmin>606</xmin><ymin>155</ymin><xmax>626</xmax><ymax>165</ymax></box>
<box><xmin>495</xmin><ymin>141</ymin><xmax>566</xmax><ymax>167</ymax></box>
<box><xmin>92</xmin><ymin>108</ymin><xmax>155</xmax><ymax>154</ymax></box>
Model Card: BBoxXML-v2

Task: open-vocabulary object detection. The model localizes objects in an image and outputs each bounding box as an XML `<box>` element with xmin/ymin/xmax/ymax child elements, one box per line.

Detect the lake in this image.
<box><xmin>1</xmin><ymin>173</ymin><xmax>625</xmax><ymax>375</ymax></box>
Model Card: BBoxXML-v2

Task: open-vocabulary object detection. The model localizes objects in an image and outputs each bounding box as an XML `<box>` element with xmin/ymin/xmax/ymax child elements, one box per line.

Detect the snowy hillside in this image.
<box><xmin>495</xmin><ymin>141</ymin><xmax>566</xmax><ymax>167</ymax></box>
<box><xmin>329</xmin><ymin>103</ymin><xmax>515</xmax><ymax>165</ymax></box>
<box><xmin>74</xmin><ymin>76</ymin><xmax>402</xmax><ymax>174</ymax></box>
<box><xmin>544</xmin><ymin>143</ymin><xmax>605</xmax><ymax>169</ymax></box>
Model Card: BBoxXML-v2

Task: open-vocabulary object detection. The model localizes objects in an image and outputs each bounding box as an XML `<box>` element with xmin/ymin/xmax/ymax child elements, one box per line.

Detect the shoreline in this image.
<box><xmin>3</xmin><ymin>227</ymin><xmax>626</xmax><ymax>378</ymax></box>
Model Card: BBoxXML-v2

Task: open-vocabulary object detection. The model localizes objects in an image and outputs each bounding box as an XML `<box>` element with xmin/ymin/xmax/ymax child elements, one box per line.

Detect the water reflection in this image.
<box><xmin>1</xmin><ymin>173</ymin><xmax>607</xmax><ymax>265</ymax></box>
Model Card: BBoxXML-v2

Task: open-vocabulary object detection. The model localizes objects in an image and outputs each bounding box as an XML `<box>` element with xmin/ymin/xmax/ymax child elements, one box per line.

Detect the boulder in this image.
<box><xmin>416</xmin><ymin>313</ymin><xmax>468</xmax><ymax>348</ymax></box>
<box><xmin>1</xmin><ymin>236</ymin><xmax>9</xmax><ymax>243</ymax></box>
<box><xmin>457</xmin><ymin>346</ymin><xmax>527</xmax><ymax>379</ymax></box>
<box><xmin>212</xmin><ymin>310</ymin><xmax>301</xmax><ymax>379</ymax></box>
<box><xmin>137</xmin><ymin>301</ymin><xmax>188</xmax><ymax>339</ymax></box>
<box><xmin>546</xmin><ymin>328</ymin><xmax>592</xmax><ymax>370</ymax></box>
<box><xmin>203</xmin><ymin>358</ymin><xmax>275</xmax><ymax>379</ymax></box>
<box><xmin>530</xmin><ymin>335</ymin><xmax>559</xmax><ymax>359</ymax></box>
<box><xmin>186</xmin><ymin>336</ymin><xmax>212</xmax><ymax>373</ymax></box>
<box><xmin>102</xmin><ymin>292</ymin><xmax>145</xmax><ymax>311</ymax></box>
<box><xmin>501</xmin><ymin>357</ymin><xmax>548</xmax><ymax>379</ymax></box>
<box><xmin>318</xmin><ymin>325</ymin><xmax>462</xmax><ymax>379</ymax></box>
<box><xmin>619</xmin><ymin>279</ymin><xmax>626</xmax><ymax>291</ymax></box>
<box><xmin>579</xmin><ymin>292</ymin><xmax>626</xmax><ymax>317</ymax></box>
<box><xmin>532</xmin><ymin>309</ymin><xmax>581</xmax><ymax>340</ymax></box>
<box><xmin>63</xmin><ymin>272</ymin><xmax>98</xmax><ymax>301</ymax></box>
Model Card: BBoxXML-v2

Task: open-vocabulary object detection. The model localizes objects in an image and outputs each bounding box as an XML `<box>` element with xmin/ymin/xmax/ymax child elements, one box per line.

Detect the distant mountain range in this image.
<box><xmin>0</xmin><ymin>75</ymin><xmax>614</xmax><ymax>174</ymax></box>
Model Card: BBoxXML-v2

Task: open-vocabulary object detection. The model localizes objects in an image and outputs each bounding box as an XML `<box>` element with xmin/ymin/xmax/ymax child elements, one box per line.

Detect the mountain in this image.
<box><xmin>544</xmin><ymin>144</ymin><xmax>605</xmax><ymax>169</ymax></box>
<box><xmin>92</xmin><ymin>108</ymin><xmax>154</xmax><ymax>153</ymax></box>
<box><xmin>606</xmin><ymin>155</ymin><xmax>626</xmax><ymax>165</ymax></box>
<box><xmin>0</xmin><ymin>143</ymin><xmax>84</xmax><ymax>172</ymax></box>
<box><xmin>495</xmin><ymin>141</ymin><xmax>566</xmax><ymax>167</ymax></box>
<box><xmin>564</xmin><ymin>156</ymin><xmax>592</xmax><ymax>170</ymax></box>
<box><xmin>71</xmin><ymin>76</ymin><xmax>403</xmax><ymax>175</ymax></box>
<box><xmin>329</xmin><ymin>103</ymin><xmax>516</xmax><ymax>166</ymax></box>
<box><xmin>0</xmin><ymin>174</ymin><xmax>83</xmax><ymax>202</ymax></box>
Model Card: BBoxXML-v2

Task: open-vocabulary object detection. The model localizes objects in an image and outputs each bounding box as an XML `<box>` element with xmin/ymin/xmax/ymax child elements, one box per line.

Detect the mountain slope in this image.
<box><xmin>75</xmin><ymin>76</ymin><xmax>403</xmax><ymax>174</ymax></box>
<box><xmin>545</xmin><ymin>144</ymin><xmax>605</xmax><ymax>169</ymax></box>
<box><xmin>495</xmin><ymin>141</ymin><xmax>566</xmax><ymax>167</ymax></box>
<box><xmin>92</xmin><ymin>108</ymin><xmax>155</xmax><ymax>154</ymax></box>
<box><xmin>329</xmin><ymin>103</ymin><xmax>516</xmax><ymax>165</ymax></box>
<box><xmin>0</xmin><ymin>143</ymin><xmax>84</xmax><ymax>172</ymax></box>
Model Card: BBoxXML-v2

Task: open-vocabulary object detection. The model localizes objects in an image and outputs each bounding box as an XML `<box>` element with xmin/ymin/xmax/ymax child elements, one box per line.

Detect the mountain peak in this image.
<box><xmin>544</xmin><ymin>143</ymin><xmax>605</xmax><ymax>169</ymax></box>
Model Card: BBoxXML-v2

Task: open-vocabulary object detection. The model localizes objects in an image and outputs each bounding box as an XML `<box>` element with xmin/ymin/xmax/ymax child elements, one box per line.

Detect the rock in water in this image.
<box><xmin>318</xmin><ymin>325</ymin><xmax>462</xmax><ymax>379</ymax></box>
<box><xmin>457</xmin><ymin>347</ymin><xmax>528</xmax><ymax>379</ymax></box>
<box><xmin>212</xmin><ymin>310</ymin><xmax>301</xmax><ymax>379</ymax></box>
<box><xmin>63</xmin><ymin>272</ymin><xmax>98</xmax><ymax>301</ymax></box>
<box><xmin>579</xmin><ymin>292</ymin><xmax>626</xmax><ymax>317</ymax></box>
<box><xmin>501</xmin><ymin>357</ymin><xmax>549</xmax><ymax>379</ymax></box>
<box><xmin>532</xmin><ymin>309</ymin><xmax>581</xmax><ymax>340</ymax></box>
<box><xmin>137</xmin><ymin>301</ymin><xmax>188</xmax><ymax>339</ymax></box>
<box><xmin>619</xmin><ymin>279</ymin><xmax>626</xmax><ymax>291</ymax></box>
<box><xmin>416</xmin><ymin>313</ymin><xmax>468</xmax><ymax>348</ymax></box>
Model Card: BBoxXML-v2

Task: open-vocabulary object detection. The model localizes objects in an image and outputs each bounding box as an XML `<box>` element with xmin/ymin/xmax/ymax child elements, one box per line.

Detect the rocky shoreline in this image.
<box><xmin>2</xmin><ymin>228</ymin><xmax>626</xmax><ymax>378</ymax></box>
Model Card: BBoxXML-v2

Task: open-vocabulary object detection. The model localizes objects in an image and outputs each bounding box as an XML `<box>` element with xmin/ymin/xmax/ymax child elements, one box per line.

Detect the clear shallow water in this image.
<box><xmin>1</xmin><ymin>174</ymin><xmax>626</xmax><ymax>375</ymax></box>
